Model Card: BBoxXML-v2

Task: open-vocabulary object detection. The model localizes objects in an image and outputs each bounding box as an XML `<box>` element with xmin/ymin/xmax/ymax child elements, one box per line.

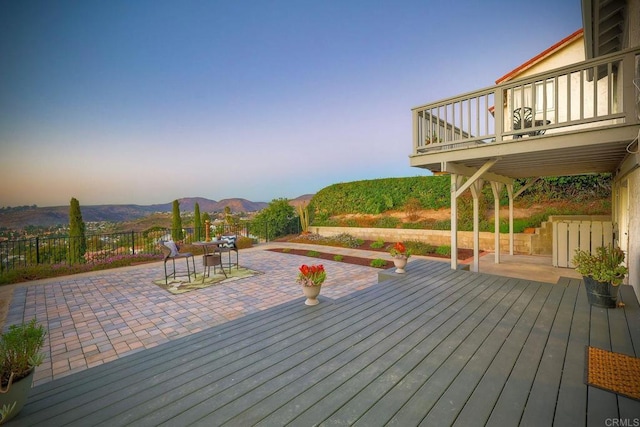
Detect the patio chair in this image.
<box><xmin>513</xmin><ymin>107</ymin><xmax>549</xmax><ymax>138</ymax></box>
<box><xmin>158</xmin><ymin>240</ymin><xmax>196</xmax><ymax>285</ymax></box>
<box><xmin>218</xmin><ymin>234</ymin><xmax>239</xmax><ymax>272</ymax></box>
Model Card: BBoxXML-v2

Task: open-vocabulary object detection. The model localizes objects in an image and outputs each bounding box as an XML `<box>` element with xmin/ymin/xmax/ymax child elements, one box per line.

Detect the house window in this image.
<box><xmin>535</xmin><ymin>80</ymin><xmax>555</xmax><ymax>114</ymax></box>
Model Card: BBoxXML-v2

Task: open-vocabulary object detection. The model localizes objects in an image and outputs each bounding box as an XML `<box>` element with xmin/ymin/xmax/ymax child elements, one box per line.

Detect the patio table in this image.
<box><xmin>193</xmin><ymin>241</ymin><xmax>227</xmax><ymax>278</ymax></box>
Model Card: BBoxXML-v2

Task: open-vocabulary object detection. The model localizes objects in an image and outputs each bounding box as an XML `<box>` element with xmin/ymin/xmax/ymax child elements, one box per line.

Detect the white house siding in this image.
<box><xmin>626</xmin><ymin>169</ymin><xmax>639</xmax><ymax>296</ymax></box>
<box><xmin>619</xmin><ymin>1</ymin><xmax>639</xmax><ymax>297</ymax></box>
<box><xmin>521</xmin><ymin>37</ymin><xmax>586</xmax><ymax>74</ymax></box>
<box><xmin>613</xmin><ymin>158</ymin><xmax>640</xmax><ymax>296</ymax></box>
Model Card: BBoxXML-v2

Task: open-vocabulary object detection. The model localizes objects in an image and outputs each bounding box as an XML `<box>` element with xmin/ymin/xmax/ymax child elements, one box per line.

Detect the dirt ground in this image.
<box><xmin>267</xmin><ymin>248</ymin><xmax>395</xmax><ymax>268</ymax></box>
<box><xmin>269</xmin><ymin>239</ymin><xmax>475</xmax><ymax>265</ymax></box>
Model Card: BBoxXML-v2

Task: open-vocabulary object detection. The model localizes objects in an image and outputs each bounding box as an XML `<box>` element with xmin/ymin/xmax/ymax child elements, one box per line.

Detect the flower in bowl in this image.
<box><xmin>389</xmin><ymin>242</ymin><xmax>411</xmax><ymax>259</ymax></box>
<box><xmin>297</xmin><ymin>264</ymin><xmax>326</xmax><ymax>287</ymax></box>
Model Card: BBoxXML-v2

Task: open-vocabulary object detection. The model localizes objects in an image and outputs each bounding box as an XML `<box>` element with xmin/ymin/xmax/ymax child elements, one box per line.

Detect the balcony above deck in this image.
<box><xmin>410</xmin><ymin>47</ymin><xmax>640</xmax><ymax>179</ymax></box>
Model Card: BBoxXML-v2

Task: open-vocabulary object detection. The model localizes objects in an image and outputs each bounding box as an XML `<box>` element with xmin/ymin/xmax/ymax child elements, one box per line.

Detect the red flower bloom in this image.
<box><xmin>389</xmin><ymin>242</ymin><xmax>411</xmax><ymax>258</ymax></box>
<box><xmin>297</xmin><ymin>264</ymin><xmax>326</xmax><ymax>287</ymax></box>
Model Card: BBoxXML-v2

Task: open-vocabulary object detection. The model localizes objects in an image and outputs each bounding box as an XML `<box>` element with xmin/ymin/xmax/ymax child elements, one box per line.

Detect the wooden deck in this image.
<box><xmin>11</xmin><ymin>260</ymin><xmax>640</xmax><ymax>426</ymax></box>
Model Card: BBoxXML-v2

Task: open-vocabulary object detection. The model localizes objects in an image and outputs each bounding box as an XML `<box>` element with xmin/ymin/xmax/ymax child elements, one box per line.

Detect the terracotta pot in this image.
<box><xmin>393</xmin><ymin>256</ymin><xmax>408</xmax><ymax>274</ymax></box>
<box><xmin>302</xmin><ymin>285</ymin><xmax>322</xmax><ymax>305</ymax></box>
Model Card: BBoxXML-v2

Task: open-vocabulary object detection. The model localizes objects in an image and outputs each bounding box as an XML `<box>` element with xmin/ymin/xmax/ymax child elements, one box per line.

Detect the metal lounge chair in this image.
<box><xmin>158</xmin><ymin>240</ymin><xmax>196</xmax><ymax>285</ymax></box>
<box><xmin>513</xmin><ymin>107</ymin><xmax>549</xmax><ymax>138</ymax></box>
<box><xmin>218</xmin><ymin>234</ymin><xmax>239</xmax><ymax>272</ymax></box>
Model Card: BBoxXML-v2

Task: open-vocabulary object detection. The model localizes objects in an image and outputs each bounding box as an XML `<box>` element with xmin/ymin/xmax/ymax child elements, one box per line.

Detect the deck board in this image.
<box><xmin>186</xmin><ymin>268</ymin><xmax>494</xmax><ymax>426</ymax></box>
<box><xmin>621</xmin><ymin>286</ymin><xmax>640</xmax><ymax>352</ymax></box>
<box><xmin>393</xmin><ymin>276</ymin><xmax>525</xmax><ymax>426</ymax></box>
<box><xmin>10</xmin><ymin>260</ymin><xmax>640</xmax><ymax>427</ymax></box>
<box><xmin>244</xmin><ymin>285</ymin><xmax>477</xmax><ymax>427</ymax></box>
<box><xmin>342</xmin><ymin>274</ymin><xmax>509</xmax><ymax>426</ymax></box>
<box><xmin>484</xmin><ymin>283</ymin><xmax>561</xmax><ymax>425</ymax></box>
<box><xmin>588</xmin><ymin>305</ymin><xmax>619</xmax><ymax>426</ymax></box>
<box><xmin>614</xmin><ymin>286</ymin><xmax>640</xmax><ymax>422</ymax></box>
<box><xmin>554</xmin><ymin>279</ymin><xmax>590</xmax><ymax>426</ymax></box>
<box><xmin>419</xmin><ymin>279</ymin><xmax>535</xmax><ymax>427</ymax></box>
<box><xmin>519</xmin><ymin>282</ymin><xmax>578</xmax><ymax>426</ymax></box>
<box><xmin>252</xmin><ymin>274</ymin><xmax>496</xmax><ymax>426</ymax></box>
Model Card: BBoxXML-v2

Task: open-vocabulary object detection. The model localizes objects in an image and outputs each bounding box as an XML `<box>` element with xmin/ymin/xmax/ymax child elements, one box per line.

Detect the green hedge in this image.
<box><xmin>309</xmin><ymin>174</ymin><xmax>610</xmax><ymax>220</ymax></box>
<box><xmin>310</xmin><ymin>176</ymin><xmax>451</xmax><ymax>219</ymax></box>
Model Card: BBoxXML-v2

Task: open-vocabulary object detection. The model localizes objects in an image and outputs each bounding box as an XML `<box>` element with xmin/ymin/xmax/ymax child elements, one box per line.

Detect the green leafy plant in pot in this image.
<box><xmin>0</xmin><ymin>319</ymin><xmax>46</xmax><ymax>424</ymax></box>
<box><xmin>572</xmin><ymin>245</ymin><xmax>628</xmax><ymax>308</ymax></box>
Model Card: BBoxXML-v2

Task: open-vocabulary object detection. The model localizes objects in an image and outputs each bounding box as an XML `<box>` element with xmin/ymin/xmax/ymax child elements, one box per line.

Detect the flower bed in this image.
<box><xmin>283</xmin><ymin>234</ymin><xmax>475</xmax><ymax>260</ymax></box>
<box><xmin>267</xmin><ymin>248</ymin><xmax>394</xmax><ymax>269</ymax></box>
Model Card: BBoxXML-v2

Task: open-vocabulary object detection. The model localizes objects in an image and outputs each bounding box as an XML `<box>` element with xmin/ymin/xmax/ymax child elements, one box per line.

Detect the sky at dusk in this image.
<box><xmin>0</xmin><ymin>0</ymin><xmax>582</xmax><ymax>207</ymax></box>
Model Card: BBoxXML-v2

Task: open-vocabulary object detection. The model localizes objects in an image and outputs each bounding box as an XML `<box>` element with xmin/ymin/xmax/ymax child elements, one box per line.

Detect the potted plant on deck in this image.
<box><xmin>0</xmin><ymin>319</ymin><xmax>46</xmax><ymax>424</ymax></box>
<box><xmin>389</xmin><ymin>242</ymin><xmax>411</xmax><ymax>274</ymax></box>
<box><xmin>572</xmin><ymin>245</ymin><xmax>628</xmax><ymax>308</ymax></box>
<box><xmin>297</xmin><ymin>264</ymin><xmax>326</xmax><ymax>306</ymax></box>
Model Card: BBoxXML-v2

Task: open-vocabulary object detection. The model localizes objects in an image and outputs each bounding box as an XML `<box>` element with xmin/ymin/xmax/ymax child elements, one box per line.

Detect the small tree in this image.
<box><xmin>194</xmin><ymin>202</ymin><xmax>202</xmax><ymax>242</ymax></box>
<box><xmin>171</xmin><ymin>200</ymin><xmax>183</xmax><ymax>241</ymax></box>
<box><xmin>224</xmin><ymin>206</ymin><xmax>232</xmax><ymax>224</ymax></box>
<box><xmin>404</xmin><ymin>197</ymin><xmax>422</xmax><ymax>222</ymax></box>
<box><xmin>249</xmin><ymin>198</ymin><xmax>296</xmax><ymax>241</ymax></box>
<box><xmin>68</xmin><ymin>197</ymin><xmax>86</xmax><ymax>263</ymax></box>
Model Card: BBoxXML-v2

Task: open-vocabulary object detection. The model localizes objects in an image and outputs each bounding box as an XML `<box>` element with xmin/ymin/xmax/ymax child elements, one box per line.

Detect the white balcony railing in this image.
<box><xmin>412</xmin><ymin>47</ymin><xmax>640</xmax><ymax>155</ymax></box>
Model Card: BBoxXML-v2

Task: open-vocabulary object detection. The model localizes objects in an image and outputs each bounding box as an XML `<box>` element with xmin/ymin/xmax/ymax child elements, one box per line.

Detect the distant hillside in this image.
<box><xmin>0</xmin><ymin>205</ymin><xmax>159</xmax><ymax>229</ymax></box>
<box><xmin>0</xmin><ymin>197</ymin><xmax>286</xmax><ymax>229</ymax></box>
<box><xmin>289</xmin><ymin>194</ymin><xmax>314</xmax><ymax>207</ymax></box>
<box><xmin>155</xmin><ymin>197</ymin><xmax>269</xmax><ymax>213</ymax></box>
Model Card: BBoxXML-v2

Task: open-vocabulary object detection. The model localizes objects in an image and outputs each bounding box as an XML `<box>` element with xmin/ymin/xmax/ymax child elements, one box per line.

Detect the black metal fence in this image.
<box><xmin>0</xmin><ymin>219</ymin><xmax>300</xmax><ymax>274</ymax></box>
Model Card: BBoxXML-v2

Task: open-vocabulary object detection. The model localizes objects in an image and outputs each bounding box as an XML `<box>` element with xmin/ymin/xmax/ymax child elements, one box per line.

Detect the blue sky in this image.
<box><xmin>0</xmin><ymin>0</ymin><xmax>582</xmax><ymax>207</ymax></box>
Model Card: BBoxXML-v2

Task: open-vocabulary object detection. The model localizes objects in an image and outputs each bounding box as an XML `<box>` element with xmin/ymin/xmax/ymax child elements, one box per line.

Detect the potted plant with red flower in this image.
<box><xmin>297</xmin><ymin>264</ymin><xmax>326</xmax><ymax>305</ymax></box>
<box><xmin>389</xmin><ymin>242</ymin><xmax>411</xmax><ymax>273</ymax></box>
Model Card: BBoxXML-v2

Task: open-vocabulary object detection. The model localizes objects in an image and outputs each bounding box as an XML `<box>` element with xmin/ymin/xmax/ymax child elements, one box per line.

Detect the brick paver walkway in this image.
<box><xmin>4</xmin><ymin>245</ymin><xmax>383</xmax><ymax>387</ymax></box>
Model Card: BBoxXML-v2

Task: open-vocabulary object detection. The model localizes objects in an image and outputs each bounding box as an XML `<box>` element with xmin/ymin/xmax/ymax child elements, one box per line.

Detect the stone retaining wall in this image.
<box><xmin>312</xmin><ymin>224</ymin><xmax>554</xmax><ymax>255</ymax></box>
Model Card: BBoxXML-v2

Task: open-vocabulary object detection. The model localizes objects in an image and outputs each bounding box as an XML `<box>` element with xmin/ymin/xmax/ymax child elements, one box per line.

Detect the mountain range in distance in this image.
<box><xmin>0</xmin><ymin>195</ymin><xmax>314</xmax><ymax>229</ymax></box>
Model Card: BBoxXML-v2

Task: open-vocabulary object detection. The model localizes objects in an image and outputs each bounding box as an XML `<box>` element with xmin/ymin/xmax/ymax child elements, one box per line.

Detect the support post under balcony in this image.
<box><xmin>444</xmin><ymin>160</ymin><xmax>513</xmax><ymax>271</ymax></box>
<box><xmin>491</xmin><ymin>182</ymin><xmax>505</xmax><ymax>263</ymax></box>
<box><xmin>469</xmin><ymin>179</ymin><xmax>484</xmax><ymax>272</ymax></box>
<box><xmin>450</xmin><ymin>173</ymin><xmax>460</xmax><ymax>271</ymax></box>
<box><xmin>507</xmin><ymin>184</ymin><xmax>514</xmax><ymax>255</ymax></box>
